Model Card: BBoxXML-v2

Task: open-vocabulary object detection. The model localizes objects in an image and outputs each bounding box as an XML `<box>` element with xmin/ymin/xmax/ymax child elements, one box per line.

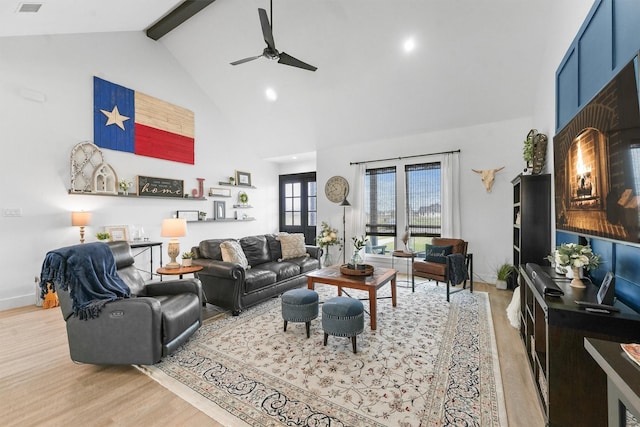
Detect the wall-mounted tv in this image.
<box><xmin>554</xmin><ymin>55</ymin><xmax>640</xmax><ymax>244</ymax></box>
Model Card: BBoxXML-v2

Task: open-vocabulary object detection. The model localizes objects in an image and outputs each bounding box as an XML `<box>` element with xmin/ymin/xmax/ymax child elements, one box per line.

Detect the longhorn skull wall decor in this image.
<box><xmin>472</xmin><ymin>166</ymin><xmax>505</xmax><ymax>193</ymax></box>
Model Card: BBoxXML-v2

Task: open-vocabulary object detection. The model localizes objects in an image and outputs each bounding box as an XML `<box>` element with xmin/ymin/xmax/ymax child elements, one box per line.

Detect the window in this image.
<box><xmin>365</xmin><ymin>167</ymin><xmax>396</xmax><ymax>255</ymax></box>
<box><xmin>405</xmin><ymin>162</ymin><xmax>441</xmax><ymax>254</ymax></box>
<box><xmin>363</xmin><ymin>161</ymin><xmax>442</xmax><ymax>256</ymax></box>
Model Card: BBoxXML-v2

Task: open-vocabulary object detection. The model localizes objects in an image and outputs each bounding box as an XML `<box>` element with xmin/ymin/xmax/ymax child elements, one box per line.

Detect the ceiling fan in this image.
<box><xmin>230</xmin><ymin>1</ymin><xmax>317</xmax><ymax>72</ymax></box>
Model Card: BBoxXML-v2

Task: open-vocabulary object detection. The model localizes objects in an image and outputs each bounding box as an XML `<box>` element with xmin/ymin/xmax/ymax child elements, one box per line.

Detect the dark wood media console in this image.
<box><xmin>519</xmin><ymin>265</ymin><xmax>640</xmax><ymax>426</ymax></box>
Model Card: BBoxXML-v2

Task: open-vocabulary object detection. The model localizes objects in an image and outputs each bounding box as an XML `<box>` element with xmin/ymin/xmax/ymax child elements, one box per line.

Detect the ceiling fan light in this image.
<box><xmin>403</xmin><ymin>37</ymin><xmax>416</xmax><ymax>53</ymax></box>
<box><xmin>265</xmin><ymin>87</ymin><xmax>278</xmax><ymax>101</ymax></box>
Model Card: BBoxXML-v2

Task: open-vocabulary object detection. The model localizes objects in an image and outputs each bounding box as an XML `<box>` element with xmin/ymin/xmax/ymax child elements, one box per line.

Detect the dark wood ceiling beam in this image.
<box><xmin>146</xmin><ymin>0</ymin><xmax>217</xmax><ymax>41</ymax></box>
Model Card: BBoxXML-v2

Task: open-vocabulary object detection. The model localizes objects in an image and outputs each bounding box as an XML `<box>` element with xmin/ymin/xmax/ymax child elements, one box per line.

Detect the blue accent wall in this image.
<box><xmin>556</xmin><ymin>0</ymin><xmax>640</xmax><ymax>131</ymax></box>
<box><xmin>556</xmin><ymin>0</ymin><xmax>640</xmax><ymax>313</ymax></box>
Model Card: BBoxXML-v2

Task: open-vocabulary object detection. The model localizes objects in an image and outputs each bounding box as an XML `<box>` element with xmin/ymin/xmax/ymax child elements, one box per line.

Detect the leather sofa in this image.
<box><xmin>56</xmin><ymin>241</ymin><xmax>203</xmax><ymax>365</ymax></box>
<box><xmin>192</xmin><ymin>234</ymin><xmax>322</xmax><ymax>315</ymax></box>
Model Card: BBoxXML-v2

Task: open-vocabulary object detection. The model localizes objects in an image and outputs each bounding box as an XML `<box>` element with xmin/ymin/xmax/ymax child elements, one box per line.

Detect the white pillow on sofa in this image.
<box><xmin>277</xmin><ymin>233</ymin><xmax>309</xmax><ymax>260</ymax></box>
<box><xmin>220</xmin><ymin>240</ymin><xmax>250</xmax><ymax>269</ymax></box>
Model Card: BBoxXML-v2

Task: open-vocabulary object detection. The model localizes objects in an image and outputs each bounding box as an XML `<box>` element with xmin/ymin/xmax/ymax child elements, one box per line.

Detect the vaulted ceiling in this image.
<box><xmin>1</xmin><ymin>0</ymin><xmax>578</xmax><ymax>161</ymax></box>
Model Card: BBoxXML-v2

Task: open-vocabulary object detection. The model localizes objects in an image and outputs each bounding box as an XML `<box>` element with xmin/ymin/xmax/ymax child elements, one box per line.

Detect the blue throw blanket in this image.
<box><xmin>447</xmin><ymin>253</ymin><xmax>469</xmax><ymax>286</ymax></box>
<box><xmin>39</xmin><ymin>242</ymin><xmax>130</xmax><ymax>320</ymax></box>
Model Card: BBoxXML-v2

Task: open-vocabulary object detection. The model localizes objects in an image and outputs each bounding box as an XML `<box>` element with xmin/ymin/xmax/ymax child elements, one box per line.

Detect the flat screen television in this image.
<box><xmin>554</xmin><ymin>55</ymin><xmax>640</xmax><ymax>244</ymax></box>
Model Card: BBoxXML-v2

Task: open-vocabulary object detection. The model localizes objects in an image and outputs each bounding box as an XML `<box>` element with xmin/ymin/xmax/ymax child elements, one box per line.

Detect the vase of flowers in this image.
<box><xmin>350</xmin><ymin>235</ymin><xmax>368</xmax><ymax>269</ymax></box>
<box><xmin>118</xmin><ymin>179</ymin><xmax>132</xmax><ymax>195</ymax></box>
<box><xmin>547</xmin><ymin>243</ymin><xmax>601</xmax><ymax>288</ymax></box>
<box><xmin>316</xmin><ymin>221</ymin><xmax>342</xmax><ymax>267</ymax></box>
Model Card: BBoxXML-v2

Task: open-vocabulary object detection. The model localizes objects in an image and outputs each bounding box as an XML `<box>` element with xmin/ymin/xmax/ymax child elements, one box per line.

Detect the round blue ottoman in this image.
<box><xmin>322</xmin><ymin>296</ymin><xmax>365</xmax><ymax>353</ymax></box>
<box><xmin>281</xmin><ymin>288</ymin><xmax>319</xmax><ymax>338</ymax></box>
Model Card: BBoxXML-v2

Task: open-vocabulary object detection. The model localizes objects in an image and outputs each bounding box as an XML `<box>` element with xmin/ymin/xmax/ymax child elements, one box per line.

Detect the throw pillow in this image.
<box><xmin>277</xmin><ymin>233</ymin><xmax>309</xmax><ymax>260</ymax></box>
<box><xmin>220</xmin><ymin>240</ymin><xmax>250</xmax><ymax>269</ymax></box>
<box><xmin>424</xmin><ymin>244</ymin><xmax>453</xmax><ymax>264</ymax></box>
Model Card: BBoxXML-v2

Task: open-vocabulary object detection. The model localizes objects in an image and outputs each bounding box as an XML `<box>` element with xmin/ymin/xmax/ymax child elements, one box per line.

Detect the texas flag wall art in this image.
<box><xmin>93</xmin><ymin>76</ymin><xmax>195</xmax><ymax>164</ymax></box>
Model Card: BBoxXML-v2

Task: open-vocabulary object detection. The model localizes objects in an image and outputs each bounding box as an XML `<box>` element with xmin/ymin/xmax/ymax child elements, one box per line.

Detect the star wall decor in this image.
<box><xmin>100</xmin><ymin>105</ymin><xmax>130</xmax><ymax>130</ymax></box>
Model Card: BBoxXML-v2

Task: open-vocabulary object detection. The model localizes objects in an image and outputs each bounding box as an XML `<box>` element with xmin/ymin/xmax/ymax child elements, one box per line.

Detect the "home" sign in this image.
<box><xmin>137</xmin><ymin>175</ymin><xmax>184</xmax><ymax>198</ymax></box>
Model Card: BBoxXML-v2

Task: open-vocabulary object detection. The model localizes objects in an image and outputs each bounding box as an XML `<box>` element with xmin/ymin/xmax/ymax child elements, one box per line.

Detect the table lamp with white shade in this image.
<box><xmin>71</xmin><ymin>211</ymin><xmax>92</xmax><ymax>244</ymax></box>
<box><xmin>161</xmin><ymin>218</ymin><xmax>187</xmax><ymax>269</ymax></box>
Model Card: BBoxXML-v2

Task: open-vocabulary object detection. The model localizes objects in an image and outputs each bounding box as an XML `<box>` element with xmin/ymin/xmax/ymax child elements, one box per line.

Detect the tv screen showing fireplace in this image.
<box><xmin>554</xmin><ymin>55</ymin><xmax>640</xmax><ymax>244</ymax></box>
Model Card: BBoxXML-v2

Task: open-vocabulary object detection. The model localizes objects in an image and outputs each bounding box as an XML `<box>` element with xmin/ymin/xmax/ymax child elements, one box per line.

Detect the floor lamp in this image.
<box><xmin>340</xmin><ymin>197</ymin><xmax>351</xmax><ymax>264</ymax></box>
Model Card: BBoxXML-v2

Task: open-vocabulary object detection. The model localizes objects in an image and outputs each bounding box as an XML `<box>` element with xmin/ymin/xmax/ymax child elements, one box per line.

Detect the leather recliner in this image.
<box><xmin>57</xmin><ymin>241</ymin><xmax>203</xmax><ymax>365</ymax></box>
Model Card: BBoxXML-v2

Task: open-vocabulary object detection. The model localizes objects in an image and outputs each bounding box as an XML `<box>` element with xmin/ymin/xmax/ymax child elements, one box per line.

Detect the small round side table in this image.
<box><xmin>391</xmin><ymin>250</ymin><xmax>416</xmax><ymax>292</ymax></box>
<box><xmin>156</xmin><ymin>265</ymin><xmax>203</xmax><ymax>280</ymax></box>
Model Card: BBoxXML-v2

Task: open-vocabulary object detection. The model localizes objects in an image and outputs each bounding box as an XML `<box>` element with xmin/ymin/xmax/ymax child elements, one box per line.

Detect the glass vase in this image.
<box><xmin>350</xmin><ymin>249</ymin><xmax>363</xmax><ymax>268</ymax></box>
<box><xmin>322</xmin><ymin>250</ymin><xmax>333</xmax><ymax>267</ymax></box>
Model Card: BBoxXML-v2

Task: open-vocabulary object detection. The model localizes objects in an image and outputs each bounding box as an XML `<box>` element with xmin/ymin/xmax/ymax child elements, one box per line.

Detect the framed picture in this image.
<box><xmin>235</xmin><ymin>170</ymin><xmax>252</xmax><ymax>187</ymax></box>
<box><xmin>214</xmin><ymin>201</ymin><xmax>226</xmax><ymax>220</ymax></box>
<box><xmin>176</xmin><ymin>210</ymin><xmax>199</xmax><ymax>222</ymax></box>
<box><xmin>105</xmin><ymin>225</ymin><xmax>129</xmax><ymax>242</ymax></box>
<box><xmin>209</xmin><ymin>187</ymin><xmax>232</xmax><ymax>197</ymax></box>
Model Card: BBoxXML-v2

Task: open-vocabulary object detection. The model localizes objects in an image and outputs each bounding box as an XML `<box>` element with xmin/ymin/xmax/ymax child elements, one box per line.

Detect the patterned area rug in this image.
<box><xmin>138</xmin><ymin>283</ymin><xmax>506</xmax><ymax>426</ymax></box>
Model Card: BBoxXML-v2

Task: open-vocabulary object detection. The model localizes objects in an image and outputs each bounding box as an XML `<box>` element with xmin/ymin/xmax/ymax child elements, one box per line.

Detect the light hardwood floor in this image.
<box><xmin>0</xmin><ymin>282</ymin><xmax>544</xmax><ymax>426</ymax></box>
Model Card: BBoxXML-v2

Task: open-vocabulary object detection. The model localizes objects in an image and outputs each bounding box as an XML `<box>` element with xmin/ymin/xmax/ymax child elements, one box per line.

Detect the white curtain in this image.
<box><xmin>441</xmin><ymin>152</ymin><xmax>461</xmax><ymax>237</ymax></box>
<box><xmin>348</xmin><ymin>163</ymin><xmax>367</xmax><ymax>256</ymax></box>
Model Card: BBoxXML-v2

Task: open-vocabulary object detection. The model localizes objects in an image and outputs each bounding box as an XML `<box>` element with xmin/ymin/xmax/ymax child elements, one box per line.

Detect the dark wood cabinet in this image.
<box><xmin>512</xmin><ymin>174</ymin><xmax>551</xmax><ymax>268</ymax></box>
<box><xmin>519</xmin><ymin>265</ymin><xmax>640</xmax><ymax>426</ymax></box>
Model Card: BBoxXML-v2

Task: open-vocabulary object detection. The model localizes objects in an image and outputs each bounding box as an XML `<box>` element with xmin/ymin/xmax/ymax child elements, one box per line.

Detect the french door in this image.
<box><xmin>279</xmin><ymin>172</ymin><xmax>317</xmax><ymax>244</ymax></box>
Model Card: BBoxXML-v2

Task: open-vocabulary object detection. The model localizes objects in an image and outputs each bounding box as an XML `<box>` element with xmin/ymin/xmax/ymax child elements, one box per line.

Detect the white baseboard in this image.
<box><xmin>0</xmin><ymin>294</ymin><xmax>38</xmax><ymax>311</ymax></box>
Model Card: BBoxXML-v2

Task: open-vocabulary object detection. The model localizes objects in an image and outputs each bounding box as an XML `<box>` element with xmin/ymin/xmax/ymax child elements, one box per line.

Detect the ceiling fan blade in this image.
<box><xmin>258</xmin><ymin>8</ymin><xmax>276</xmax><ymax>51</ymax></box>
<box><xmin>278</xmin><ymin>52</ymin><xmax>317</xmax><ymax>72</ymax></box>
<box><xmin>230</xmin><ymin>55</ymin><xmax>262</xmax><ymax>66</ymax></box>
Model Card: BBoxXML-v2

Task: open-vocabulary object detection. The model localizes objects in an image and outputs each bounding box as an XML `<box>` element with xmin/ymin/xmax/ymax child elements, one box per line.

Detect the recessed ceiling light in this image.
<box><xmin>265</xmin><ymin>87</ymin><xmax>278</xmax><ymax>102</ymax></box>
<box><xmin>16</xmin><ymin>2</ymin><xmax>42</xmax><ymax>13</ymax></box>
<box><xmin>403</xmin><ymin>37</ymin><xmax>416</xmax><ymax>53</ymax></box>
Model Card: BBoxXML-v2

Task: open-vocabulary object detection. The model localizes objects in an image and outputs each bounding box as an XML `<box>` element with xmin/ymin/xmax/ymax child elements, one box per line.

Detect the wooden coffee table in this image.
<box><xmin>306</xmin><ymin>265</ymin><xmax>397</xmax><ymax>330</ymax></box>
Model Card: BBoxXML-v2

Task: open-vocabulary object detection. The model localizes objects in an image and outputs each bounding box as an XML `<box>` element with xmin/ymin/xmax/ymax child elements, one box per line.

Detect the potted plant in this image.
<box><xmin>198</xmin><ymin>211</ymin><xmax>207</xmax><ymax>221</ymax></box>
<box><xmin>181</xmin><ymin>251</ymin><xmax>194</xmax><ymax>267</ymax></box>
<box><xmin>239</xmin><ymin>191</ymin><xmax>249</xmax><ymax>205</ymax></box>
<box><xmin>229</xmin><ymin>176</ymin><xmax>235</xmax><ymax>185</ymax></box>
<box><xmin>96</xmin><ymin>232</ymin><xmax>110</xmax><ymax>241</ymax></box>
<box><xmin>495</xmin><ymin>263</ymin><xmax>514</xmax><ymax>290</ymax></box>
<box><xmin>523</xmin><ymin>133</ymin><xmax>534</xmax><ymax>168</ymax></box>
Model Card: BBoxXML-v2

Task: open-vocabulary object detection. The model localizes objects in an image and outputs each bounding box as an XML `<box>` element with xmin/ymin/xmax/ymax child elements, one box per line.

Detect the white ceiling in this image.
<box><xmin>1</xmin><ymin>0</ymin><xmax>573</xmax><ymax>162</ymax></box>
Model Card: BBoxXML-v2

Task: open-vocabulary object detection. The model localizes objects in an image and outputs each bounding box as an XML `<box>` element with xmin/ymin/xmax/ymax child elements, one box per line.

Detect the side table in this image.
<box><xmin>156</xmin><ymin>265</ymin><xmax>203</xmax><ymax>280</ymax></box>
<box><xmin>130</xmin><ymin>241</ymin><xmax>163</xmax><ymax>280</ymax></box>
<box><xmin>391</xmin><ymin>250</ymin><xmax>416</xmax><ymax>292</ymax></box>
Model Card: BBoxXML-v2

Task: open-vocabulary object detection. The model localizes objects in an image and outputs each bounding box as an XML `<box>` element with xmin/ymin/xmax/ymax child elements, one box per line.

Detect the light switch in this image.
<box><xmin>2</xmin><ymin>208</ymin><xmax>22</xmax><ymax>217</ymax></box>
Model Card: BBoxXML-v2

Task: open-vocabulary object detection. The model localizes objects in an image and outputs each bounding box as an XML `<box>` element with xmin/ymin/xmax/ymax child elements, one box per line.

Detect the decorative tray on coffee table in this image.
<box><xmin>340</xmin><ymin>264</ymin><xmax>374</xmax><ymax>276</ymax></box>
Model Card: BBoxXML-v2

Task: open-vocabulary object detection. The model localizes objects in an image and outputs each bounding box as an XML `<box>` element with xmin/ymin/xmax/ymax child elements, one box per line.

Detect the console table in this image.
<box><xmin>519</xmin><ymin>265</ymin><xmax>640</xmax><ymax>426</ymax></box>
<box><xmin>129</xmin><ymin>241</ymin><xmax>162</xmax><ymax>279</ymax></box>
<box><xmin>585</xmin><ymin>338</ymin><xmax>640</xmax><ymax>426</ymax></box>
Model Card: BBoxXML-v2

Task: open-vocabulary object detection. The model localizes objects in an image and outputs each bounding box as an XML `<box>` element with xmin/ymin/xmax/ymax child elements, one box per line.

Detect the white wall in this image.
<box><xmin>316</xmin><ymin>117</ymin><xmax>533</xmax><ymax>283</ymax></box>
<box><xmin>0</xmin><ymin>32</ymin><xmax>280</xmax><ymax>309</ymax></box>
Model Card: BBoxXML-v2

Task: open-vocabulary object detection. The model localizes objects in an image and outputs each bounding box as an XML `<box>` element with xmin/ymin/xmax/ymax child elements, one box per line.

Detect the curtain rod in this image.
<box><xmin>349</xmin><ymin>149</ymin><xmax>461</xmax><ymax>165</ymax></box>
